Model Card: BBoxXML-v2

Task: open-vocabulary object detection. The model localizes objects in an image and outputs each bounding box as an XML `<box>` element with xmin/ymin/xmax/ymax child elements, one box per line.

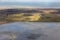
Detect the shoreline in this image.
<box><xmin>0</xmin><ymin>6</ymin><xmax>60</xmax><ymax>10</ymax></box>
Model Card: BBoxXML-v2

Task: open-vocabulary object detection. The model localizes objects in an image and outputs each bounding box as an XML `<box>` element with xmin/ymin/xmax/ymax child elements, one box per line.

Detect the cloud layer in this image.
<box><xmin>0</xmin><ymin>0</ymin><xmax>60</xmax><ymax>2</ymax></box>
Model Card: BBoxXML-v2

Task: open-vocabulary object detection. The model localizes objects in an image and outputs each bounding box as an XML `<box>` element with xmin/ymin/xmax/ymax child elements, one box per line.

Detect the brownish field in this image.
<box><xmin>0</xmin><ymin>8</ymin><xmax>60</xmax><ymax>24</ymax></box>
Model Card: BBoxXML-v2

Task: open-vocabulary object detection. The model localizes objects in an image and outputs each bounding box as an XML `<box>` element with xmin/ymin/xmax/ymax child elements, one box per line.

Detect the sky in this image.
<box><xmin>0</xmin><ymin>0</ymin><xmax>60</xmax><ymax>2</ymax></box>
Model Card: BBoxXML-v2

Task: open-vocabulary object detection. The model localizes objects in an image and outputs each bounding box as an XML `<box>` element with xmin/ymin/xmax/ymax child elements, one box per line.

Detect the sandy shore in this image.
<box><xmin>0</xmin><ymin>6</ymin><xmax>39</xmax><ymax>10</ymax></box>
<box><xmin>0</xmin><ymin>5</ymin><xmax>60</xmax><ymax>10</ymax></box>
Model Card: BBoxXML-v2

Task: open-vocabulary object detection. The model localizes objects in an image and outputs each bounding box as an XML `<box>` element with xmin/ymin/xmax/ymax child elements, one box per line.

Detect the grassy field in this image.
<box><xmin>0</xmin><ymin>8</ymin><xmax>60</xmax><ymax>24</ymax></box>
<box><xmin>6</xmin><ymin>13</ymin><xmax>60</xmax><ymax>22</ymax></box>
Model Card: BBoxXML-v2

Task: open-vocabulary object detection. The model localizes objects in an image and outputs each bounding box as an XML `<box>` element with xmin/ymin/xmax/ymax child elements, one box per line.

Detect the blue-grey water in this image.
<box><xmin>0</xmin><ymin>2</ymin><xmax>60</xmax><ymax>7</ymax></box>
<box><xmin>0</xmin><ymin>22</ymin><xmax>60</xmax><ymax>40</ymax></box>
<box><xmin>0</xmin><ymin>22</ymin><xmax>58</xmax><ymax>32</ymax></box>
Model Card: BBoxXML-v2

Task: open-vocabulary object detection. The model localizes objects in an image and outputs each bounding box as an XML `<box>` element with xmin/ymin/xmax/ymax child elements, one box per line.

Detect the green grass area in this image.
<box><xmin>0</xmin><ymin>13</ymin><xmax>60</xmax><ymax>23</ymax></box>
<box><xmin>6</xmin><ymin>13</ymin><xmax>60</xmax><ymax>22</ymax></box>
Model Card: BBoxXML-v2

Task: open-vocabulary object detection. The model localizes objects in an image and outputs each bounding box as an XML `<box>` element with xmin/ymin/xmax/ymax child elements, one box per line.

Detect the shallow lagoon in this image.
<box><xmin>0</xmin><ymin>22</ymin><xmax>60</xmax><ymax>40</ymax></box>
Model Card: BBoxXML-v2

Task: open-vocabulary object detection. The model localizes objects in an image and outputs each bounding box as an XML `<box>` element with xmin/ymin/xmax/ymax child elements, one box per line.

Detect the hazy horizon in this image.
<box><xmin>0</xmin><ymin>2</ymin><xmax>60</xmax><ymax>8</ymax></box>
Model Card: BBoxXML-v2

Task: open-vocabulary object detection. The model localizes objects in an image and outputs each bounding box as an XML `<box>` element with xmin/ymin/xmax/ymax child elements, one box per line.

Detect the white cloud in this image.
<box><xmin>0</xmin><ymin>0</ymin><xmax>60</xmax><ymax>2</ymax></box>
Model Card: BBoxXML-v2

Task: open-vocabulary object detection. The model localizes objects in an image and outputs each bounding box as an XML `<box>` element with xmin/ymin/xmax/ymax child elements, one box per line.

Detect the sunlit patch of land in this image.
<box><xmin>7</xmin><ymin>13</ymin><xmax>60</xmax><ymax>22</ymax></box>
<box><xmin>0</xmin><ymin>7</ymin><xmax>60</xmax><ymax>24</ymax></box>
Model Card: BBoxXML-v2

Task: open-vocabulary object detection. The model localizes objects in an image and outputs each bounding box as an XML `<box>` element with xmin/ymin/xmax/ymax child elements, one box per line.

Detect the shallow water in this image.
<box><xmin>0</xmin><ymin>22</ymin><xmax>60</xmax><ymax>40</ymax></box>
<box><xmin>0</xmin><ymin>2</ymin><xmax>60</xmax><ymax>7</ymax></box>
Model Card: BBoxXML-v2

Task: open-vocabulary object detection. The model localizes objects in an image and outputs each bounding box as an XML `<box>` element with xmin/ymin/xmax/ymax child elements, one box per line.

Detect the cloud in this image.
<box><xmin>0</xmin><ymin>0</ymin><xmax>60</xmax><ymax>2</ymax></box>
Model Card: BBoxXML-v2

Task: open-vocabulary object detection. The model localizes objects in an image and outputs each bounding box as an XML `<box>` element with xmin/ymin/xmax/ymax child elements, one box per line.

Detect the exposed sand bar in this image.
<box><xmin>0</xmin><ymin>5</ymin><xmax>39</xmax><ymax>10</ymax></box>
<box><xmin>0</xmin><ymin>5</ymin><xmax>60</xmax><ymax>10</ymax></box>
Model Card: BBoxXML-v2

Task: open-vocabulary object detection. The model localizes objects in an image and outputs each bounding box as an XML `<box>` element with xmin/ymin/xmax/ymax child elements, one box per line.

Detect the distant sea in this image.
<box><xmin>0</xmin><ymin>2</ymin><xmax>60</xmax><ymax>8</ymax></box>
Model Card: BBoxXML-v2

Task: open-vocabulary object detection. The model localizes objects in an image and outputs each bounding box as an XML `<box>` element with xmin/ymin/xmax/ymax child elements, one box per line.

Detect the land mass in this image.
<box><xmin>0</xmin><ymin>7</ymin><xmax>60</xmax><ymax>24</ymax></box>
